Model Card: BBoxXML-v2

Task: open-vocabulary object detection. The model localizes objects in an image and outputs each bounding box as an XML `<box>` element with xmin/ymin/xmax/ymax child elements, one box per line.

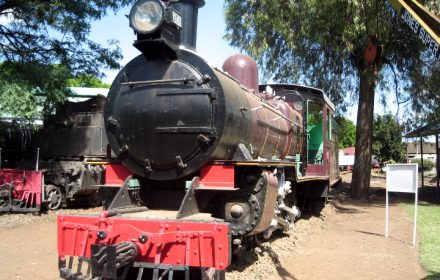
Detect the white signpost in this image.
<box><xmin>385</xmin><ymin>164</ymin><xmax>418</xmax><ymax>245</ymax></box>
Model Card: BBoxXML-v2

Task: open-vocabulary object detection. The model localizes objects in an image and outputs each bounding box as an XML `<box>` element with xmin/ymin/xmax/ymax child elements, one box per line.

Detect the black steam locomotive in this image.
<box><xmin>57</xmin><ymin>0</ymin><xmax>339</xmax><ymax>279</ymax></box>
<box><xmin>0</xmin><ymin>95</ymin><xmax>109</xmax><ymax>211</ymax></box>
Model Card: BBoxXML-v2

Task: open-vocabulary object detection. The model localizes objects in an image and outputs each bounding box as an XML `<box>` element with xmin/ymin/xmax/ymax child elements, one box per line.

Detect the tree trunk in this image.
<box><xmin>350</xmin><ymin>68</ymin><xmax>376</xmax><ymax>199</ymax></box>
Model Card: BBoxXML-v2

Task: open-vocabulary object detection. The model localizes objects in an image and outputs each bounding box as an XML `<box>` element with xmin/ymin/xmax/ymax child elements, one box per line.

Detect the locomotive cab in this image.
<box><xmin>307</xmin><ymin>100</ymin><xmax>324</xmax><ymax>166</ymax></box>
<box><xmin>305</xmin><ymin>98</ymin><xmax>331</xmax><ymax>177</ymax></box>
<box><xmin>259</xmin><ymin>83</ymin><xmax>337</xmax><ymax>179</ymax></box>
<box><xmin>304</xmin><ymin>93</ymin><xmax>337</xmax><ymax>178</ymax></box>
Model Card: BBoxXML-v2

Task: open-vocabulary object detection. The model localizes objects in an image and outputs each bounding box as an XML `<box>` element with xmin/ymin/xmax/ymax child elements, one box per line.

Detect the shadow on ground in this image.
<box><xmin>259</xmin><ymin>245</ymin><xmax>298</xmax><ymax>280</ymax></box>
<box><xmin>423</xmin><ymin>272</ymin><xmax>440</xmax><ymax>280</ymax></box>
<box><xmin>228</xmin><ymin>173</ymin><xmax>439</xmax><ymax>279</ymax></box>
<box><xmin>331</xmin><ymin>174</ymin><xmax>440</xmax><ymax>213</ymax></box>
<box><xmin>227</xmin><ymin>231</ymin><xmax>299</xmax><ymax>280</ymax></box>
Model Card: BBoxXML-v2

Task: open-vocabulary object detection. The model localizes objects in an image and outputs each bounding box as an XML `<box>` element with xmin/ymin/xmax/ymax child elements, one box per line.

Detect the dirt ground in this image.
<box><xmin>272</xmin><ymin>175</ymin><xmax>425</xmax><ymax>280</ymax></box>
<box><xmin>227</xmin><ymin>173</ymin><xmax>427</xmax><ymax>280</ymax></box>
<box><xmin>0</xmin><ymin>173</ymin><xmax>429</xmax><ymax>279</ymax></box>
<box><xmin>0</xmin><ymin>207</ymin><xmax>99</xmax><ymax>280</ymax></box>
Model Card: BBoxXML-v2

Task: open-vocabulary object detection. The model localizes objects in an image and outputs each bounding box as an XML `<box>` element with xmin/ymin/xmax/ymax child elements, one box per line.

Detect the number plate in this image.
<box><xmin>172</xmin><ymin>10</ymin><xmax>182</xmax><ymax>28</ymax></box>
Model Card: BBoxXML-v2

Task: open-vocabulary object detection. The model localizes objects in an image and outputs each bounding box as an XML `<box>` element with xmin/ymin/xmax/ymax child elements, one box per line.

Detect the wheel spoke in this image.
<box><xmin>46</xmin><ymin>185</ymin><xmax>63</xmax><ymax>210</ymax></box>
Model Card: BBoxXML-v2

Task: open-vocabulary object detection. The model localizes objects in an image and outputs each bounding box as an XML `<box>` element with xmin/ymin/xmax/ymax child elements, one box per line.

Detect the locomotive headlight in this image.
<box><xmin>129</xmin><ymin>0</ymin><xmax>164</xmax><ymax>34</ymax></box>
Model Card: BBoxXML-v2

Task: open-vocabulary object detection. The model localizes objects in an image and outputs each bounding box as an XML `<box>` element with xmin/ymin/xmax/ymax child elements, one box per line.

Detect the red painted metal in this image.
<box><xmin>306</xmin><ymin>164</ymin><xmax>326</xmax><ymax>176</ymax></box>
<box><xmin>105</xmin><ymin>163</ymin><xmax>132</xmax><ymax>185</ymax></box>
<box><xmin>57</xmin><ymin>214</ymin><xmax>230</xmax><ymax>270</ymax></box>
<box><xmin>222</xmin><ymin>53</ymin><xmax>259</xmax><ymax>93</ymax></box>
<box><xmin>0</xmin><ymin>168</ymin><xmax>42</xmax><ymax>212</ymax></box>
<box><xmin>199</xmin><ymin>164</ymin><xmax>235</xmax><ymax>189</ymax></box>
<box><xmin>247</xmin><ymin>94</ymin><xmax>299</xmax><ymax>160</ymax></box>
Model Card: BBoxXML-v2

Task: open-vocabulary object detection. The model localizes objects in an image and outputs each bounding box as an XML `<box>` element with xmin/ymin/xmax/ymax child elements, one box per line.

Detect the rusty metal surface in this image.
<box><xmin>222</xmin><ymin>53</ymin><xmax>259</xmax><ymax>93</ymax></box>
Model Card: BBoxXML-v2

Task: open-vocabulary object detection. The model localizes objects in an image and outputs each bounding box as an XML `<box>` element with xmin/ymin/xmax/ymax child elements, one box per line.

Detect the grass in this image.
<box><xmin>404</xmin><ymin>203</ymin><xmax>440</xmax><ymax>278</ymax></box>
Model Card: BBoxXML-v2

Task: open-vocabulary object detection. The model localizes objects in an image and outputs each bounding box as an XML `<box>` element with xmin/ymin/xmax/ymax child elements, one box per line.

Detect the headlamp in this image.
<box><xmin>129</xmin><ymin>0</ymin><xmax>164</xmax><ymax>34</ymax></box>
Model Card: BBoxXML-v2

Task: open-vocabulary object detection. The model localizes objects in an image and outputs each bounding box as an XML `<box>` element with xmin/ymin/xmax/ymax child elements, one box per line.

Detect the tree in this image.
<box><xmin>407</xmin><ymin>60</ymin><xmax>440</xmax><ymax>128</ymax></box>
<box><xmin>0</xmin><ymin>0</ymin><xmax>132</xmax><ymax>118</ymax></box>
<box><xmin>335</xmin><ymin>116</ymin><xmax>356</xmax><ymax>149</ymax></box>
<box><xmin>0</xmin><ymin>61</ymin><xmax>71</xmax><ymax>119</ymax></box>
<box><xmin>372</xmin><ymin>114</ymin><xmax>406</xmax><ymax>165</ymax></box>
<box><xmin>68</xmin><ymin>74</ymin><xmax>110</xmax><ymax>88</ymax></box>
<box><xmin>224</xmin><ymin>0</ymin><xmax>439</xmax><ymax>198</ymax></box>
<box><xmin>410</xmin><ymin>158</ymin><xmax>435</xmax><ymax>171</ymax></box>
<box><xmin>0</xmin><ymin>0</ymin><xmax>131</xmax><ymax>76</ymax></box>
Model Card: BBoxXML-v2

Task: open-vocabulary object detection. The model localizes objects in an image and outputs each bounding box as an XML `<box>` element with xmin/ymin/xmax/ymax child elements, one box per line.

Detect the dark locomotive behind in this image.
<box><xmin>0</xmin><ymin>95</ymin><xmax>113</xmax><ymax>212</ymax></box>
<box><xmin>57</xmin><ymin>0</ymin><xmax>340</xmax><ymax>279</ymax></box>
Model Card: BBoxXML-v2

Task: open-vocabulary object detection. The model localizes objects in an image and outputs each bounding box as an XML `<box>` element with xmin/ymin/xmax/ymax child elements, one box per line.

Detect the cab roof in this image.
<box><xmin>259</xmin><ymin>83</ymin><xmax>335</xmax><ymax>111</ymax></box>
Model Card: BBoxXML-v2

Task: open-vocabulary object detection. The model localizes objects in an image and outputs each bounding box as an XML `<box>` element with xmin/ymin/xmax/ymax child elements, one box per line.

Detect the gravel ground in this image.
<box><xmin>226</xmin><ymin>204</ymin><xmax>333</xmax><ymax>279</ymax></box>
<box><xmin>0</xmin><ymin>207</ymin><xmax>100</xmax><ymax>230</ymax></box>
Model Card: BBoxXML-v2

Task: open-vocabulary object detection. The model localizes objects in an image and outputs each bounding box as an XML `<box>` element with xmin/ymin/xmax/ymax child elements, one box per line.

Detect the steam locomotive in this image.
<box><xmin>0</xmin><ymin>95</ymin><xmax>121</xmax><ymax>212</ymax></box>
<box><xmin>57</xmin><ymin>0</ymin><xmax>339</xmax><ymax>279</ymax></box>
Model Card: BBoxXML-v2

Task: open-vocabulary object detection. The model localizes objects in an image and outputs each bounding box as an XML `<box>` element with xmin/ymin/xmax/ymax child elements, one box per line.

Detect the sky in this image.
<box><xmin>88</xmin><ymin>0</ymin><xmax>400</xmax><ymax>124</ymax></box>
<box><xmin>90</xmin><ymin>1</ymin><xmax>237</xmax><ymax>85</ymax></box>
<box><xmin>0</xmin><ymin>0</ymin><xmax>405</xmax><ymax>123</ymax></box>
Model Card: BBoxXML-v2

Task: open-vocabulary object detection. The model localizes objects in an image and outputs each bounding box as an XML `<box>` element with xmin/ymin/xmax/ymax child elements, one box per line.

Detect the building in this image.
<box><xmin>339</xmin><ymin>147</ymin><xmax>355</xmax><ymax>170</ymax></box>
<box><xmin>338</xmin><ymin>147</ymin><xmax>380</xmax><ymax>170</ymax></box>
<box><xmin>405</xmin><ymin>121</ymin><xmax>440</xmax><ymax>191</ymax></box>
<box><xmin>406</xmin><ymin>141</ymin><xmax>437</xmax><ymax>163</ymax></box>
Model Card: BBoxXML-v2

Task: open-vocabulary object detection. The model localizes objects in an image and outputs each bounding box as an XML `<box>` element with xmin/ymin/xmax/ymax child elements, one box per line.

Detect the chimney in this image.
<box><xmin>170</xmin><ymin>0</ymin><xmax>205</xmax><ymax>51</ymax></box>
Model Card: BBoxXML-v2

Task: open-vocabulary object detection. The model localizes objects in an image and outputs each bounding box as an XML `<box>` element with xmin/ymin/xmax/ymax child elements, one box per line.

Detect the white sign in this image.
<box><xmin>385</xmin><ymin>164</ymin><xmax>418</xmax><ymax>245</ymax></box>
<box><xmin>400</xmin><ymin>9</ymin><xmax>440</xmax><ymax>60</ymax></box>
<box><xmin>172</xmin><ymin>10</ymin><xmax>182</xmax><ymax>28</ymax></box>
<box><xmin>386</xmin><ymin>164</ymin><xmax>418</xmax><ymax>193</ymax></box>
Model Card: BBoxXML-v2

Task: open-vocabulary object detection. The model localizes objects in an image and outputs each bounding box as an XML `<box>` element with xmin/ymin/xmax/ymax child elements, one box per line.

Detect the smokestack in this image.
<box><xmin>171</xmin><ymin>0</ymin><xmax>205</xmax><ymax>51</ymax></box>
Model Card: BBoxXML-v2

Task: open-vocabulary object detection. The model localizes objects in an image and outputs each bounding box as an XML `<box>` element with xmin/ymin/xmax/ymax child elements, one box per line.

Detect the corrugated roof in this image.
<box><xmin>405</xmin><ymin>121</ymin><xmax>440</xmax><ymax>137</ymax></box>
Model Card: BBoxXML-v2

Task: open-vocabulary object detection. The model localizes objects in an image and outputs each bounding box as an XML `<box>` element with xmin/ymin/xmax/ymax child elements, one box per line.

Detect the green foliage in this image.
<box><xmin>0</xmin><ymin>82</ymin><xmax>37</xmax><ymax>119</ymax></box>
<box><xmin>410</xmin><ymin>158</ymin><xmax>435</xmax><ymax>171</ymax></box>
<box><xmin>68</xmin><ymin>74</ymin><xmax>110</xmax><ymax>88</ymax></box>
<box><xmin>0</xmin><ymin>0</ymin><xmax>131</xmax><ymax>120</ymax></box>
<box><xmin>334</xmin><ymin>116</ymin><xmax>356</xmax><ymax>148</ymax></box>
<box><xmin>405</xmin><ymin>204</ymin><xmax>440</xmax><ymax>277</ymax></box>
<box><xmin>410</xmin><ymin>64</ymin><xmax>440</xmax><ymax>128</ymax></box>
<box><xmin>0</xmin><ymin>61</ymin><xmax>71</xmax><ymax>118</ymax></box>
<box><xmin>372</xmin><ymin>114</ymin><xmax>406</xmax><ymax>164</ymax></box>
<box><xmin>224</xmin><ymin>0</ymin><xmax>438</xmax><ymax>116</ymax></box>
<box><xmin>0</xmin><ymin>0</ymin><xmax>132</xmax><ymax>77</ymax></box>
<box><xmin>223</xmin><ymin>0</ymin><xmax>440</xmax><ymax>197</ymax></box>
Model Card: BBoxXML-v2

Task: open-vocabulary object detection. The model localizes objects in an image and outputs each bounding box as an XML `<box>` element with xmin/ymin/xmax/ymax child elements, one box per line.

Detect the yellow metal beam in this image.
<box><xmin>388</xmin><ymin>0</ymin><xmax>403</xmax><ymax>14</ymax></box>
<box><xmin>388</xmin><ymin>0</ymin><xmax>440</xmax><ymax>59</ymax></box>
